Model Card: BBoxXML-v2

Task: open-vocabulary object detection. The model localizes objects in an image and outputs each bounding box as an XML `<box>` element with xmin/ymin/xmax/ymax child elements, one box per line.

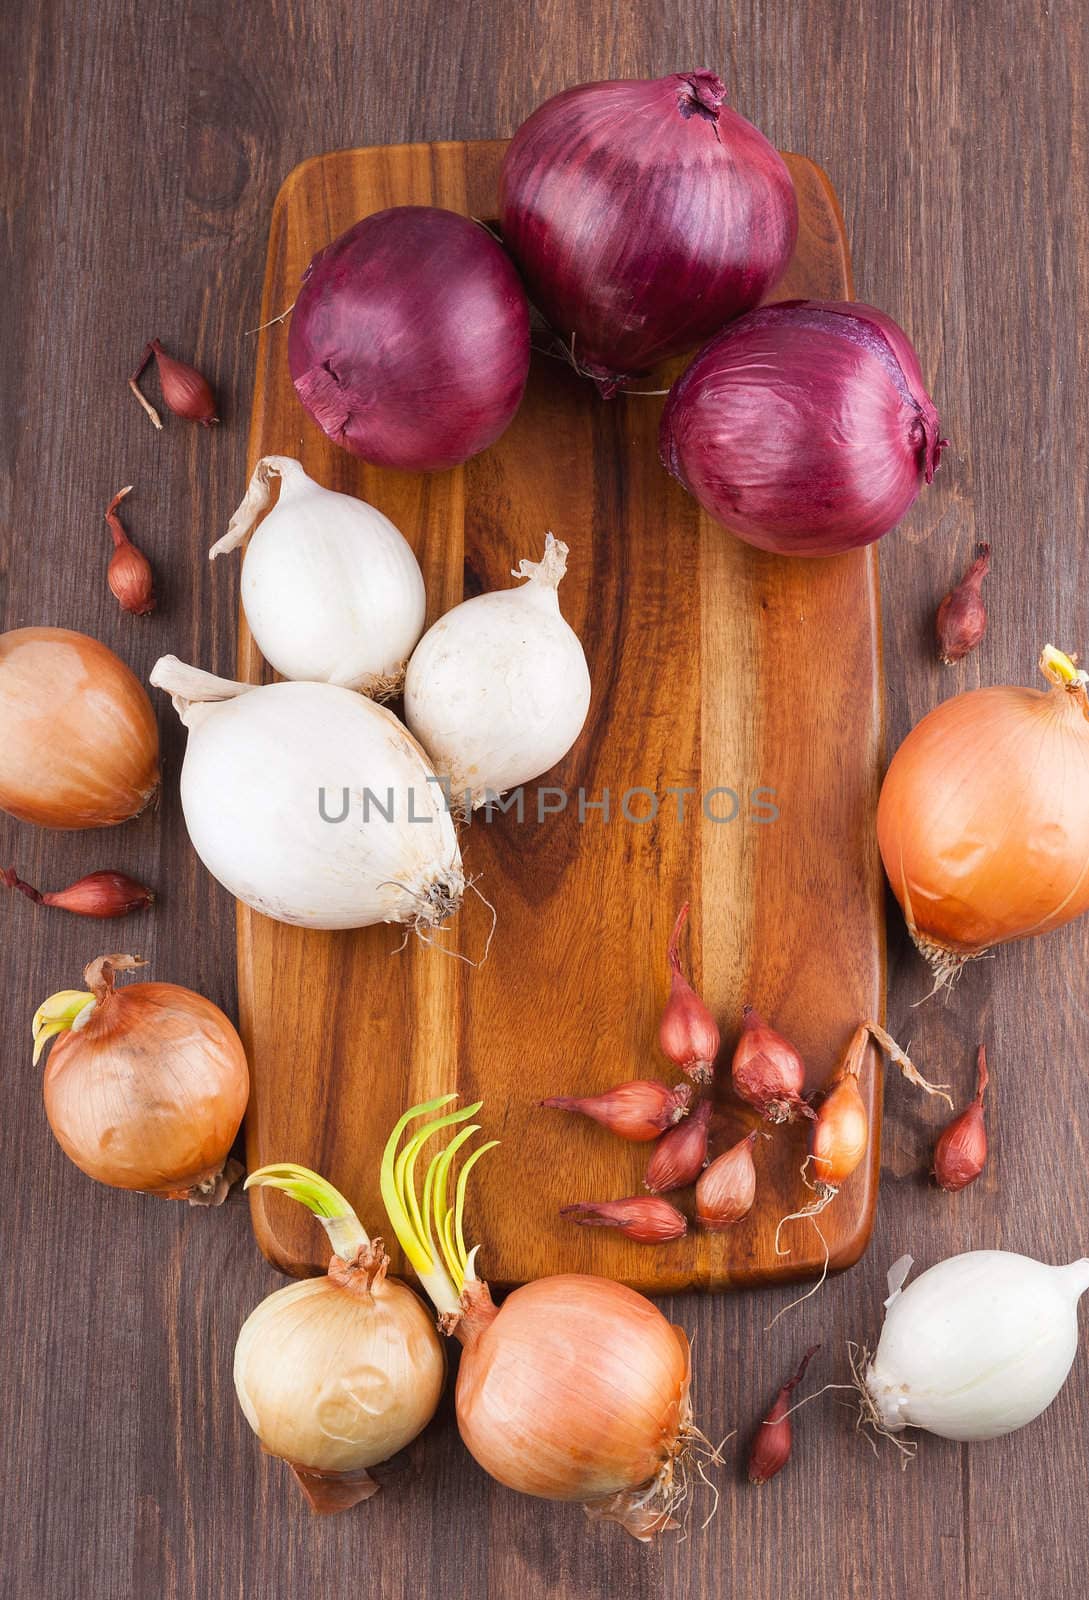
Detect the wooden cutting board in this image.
<box><xmin>238</xmin><ymin>138</ymin><xmax>884</xmax><ymax>1292</ymax></box>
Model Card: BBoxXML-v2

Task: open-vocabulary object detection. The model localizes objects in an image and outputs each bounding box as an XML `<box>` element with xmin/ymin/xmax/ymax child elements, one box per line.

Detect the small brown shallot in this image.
<box><xmin>933</xmin><ymin>1044</ymin><xmax>990</xmax><ymax>1192</ymax></box>
<box><xmin>104</xmin><ymin>487</ymin><xmax>156</xmax><ymax>615</ymax></box>
<box><xmin>561</xmin><ymin>1197</ymin><xmax>687</xmax><ymax>1244</ymax></box>
<box><xmin>541</xmin><ymin>1079</ymin><xmax>692</xmax><ymax>1142</ymax></box>
<box><xmin>658</xmin><ymin>902</ymin><xmax>720</xmax><ymax>1082</ymax></box>
<box><xmin>645</xmin><ymin>1099</ymin><xmax>711</xmax><ymax>1192</ymax></box>
<box><xmin>748</xmin><ymin>1345</ymin><xmax>820</xmax><ymax>1485</ymax></box>
<box><xmin>731</xmin><ymin>1006</ymin><xmax>813</xmax><ymax>1123</ymax></box>
<box><xmin>3</xmin><ymin>865</ymin><xmax>154</xmax><ymax>918</ymax></box>
<box><xmin>936</xmin><ymin>542</ymin><xmax>990</xmax><ymax>664</ymax></box>
<box><xmin>695</xmin><ymin>1130</ymin><xmax>758</xmax><ymax>1229</ymax></box>
<box><xmin>129</xmin><ymin>338</ymin><xmax>218</xmax><ymax>428</ymax></box>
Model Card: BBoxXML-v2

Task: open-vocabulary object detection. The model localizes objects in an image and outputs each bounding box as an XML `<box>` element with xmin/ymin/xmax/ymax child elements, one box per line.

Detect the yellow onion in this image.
<box><xmin>33</xmin><ymin>954</ymin><xmax>249</xmax><ymax>1201</ymax></box>
<box><xmin>235</xmin><ymin>1166</ymin><xmax>446</xmax><ymax>1512</ymax></box>
<box><xmin>878</xmin><ymin>646</ymin><xmax>1089</xmax><ymax>983</ymax></box>
<box><xmin>0</xmin><ymin>627</ymin><xmax>159</xmax><ymax>828</ymax></box>
<box><xmin>381</xmin><ymin>1098</ymin><xmax>718</xmax><ymax>1541</ymax></box>
<box><xmin>456</xmin><ymin>1274</ymin><xmax>692</xmax><ymax>1517</ymax></box>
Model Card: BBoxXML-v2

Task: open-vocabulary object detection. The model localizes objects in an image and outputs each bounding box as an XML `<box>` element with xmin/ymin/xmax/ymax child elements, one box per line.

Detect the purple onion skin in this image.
<box><xmin>660</xmin><ymin>301</ymin><xmax>946</xmax><ymax>556</ymax></box>
<box><xmin>498</xmin><ymin>71</ymin><xmax>798</xmax><ymax>395</ymax></box>
<box><xmin>288</xmin><ymin>206</ymin><xmax>531</xmax><ymax>472</ymax></box>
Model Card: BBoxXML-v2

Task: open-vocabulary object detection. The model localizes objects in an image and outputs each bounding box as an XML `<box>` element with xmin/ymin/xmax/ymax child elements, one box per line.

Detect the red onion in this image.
<box><xmin>288</xmin><ymin>206</ymin><xmax>531</xmax><ymax>471</ymax></box>
<box><xmin>498</xmin><ymin>71</ymin><xmax>797</xmax><ymax>395</ymax></box>
<box><xmin>660</xmin><ymin>300</ymin><xmax>945</xmax><ymax>556</ymax></box>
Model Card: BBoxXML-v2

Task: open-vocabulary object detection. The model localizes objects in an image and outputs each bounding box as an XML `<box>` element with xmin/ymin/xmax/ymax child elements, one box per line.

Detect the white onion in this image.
<box><xmin>210</xmin><ymin>456</ymin><xmax>425</xmax><ymax>696</ymax></box>
<box><xmin>865</xmin><ymin>1250</ymin><xmax>1089</xmax><ymax>1442</ymax></box>
<box><xmin>404</xmin><ymin>534</ymin><xmax>590</xmax><ymax>808</ymax></box>
<box><xmin>150</xmin><ymin>656</ymin><xmax>462</xmax><ymax>931</ymax></box>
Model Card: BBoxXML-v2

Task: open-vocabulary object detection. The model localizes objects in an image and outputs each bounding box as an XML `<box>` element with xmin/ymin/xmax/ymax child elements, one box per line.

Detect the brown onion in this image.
<box><xmin>34</xmin><ymin>954</ymin><xmax>249</xmax><ymax>1201</ymax></box>
<box><xmin>456</xmin><ymin>1275</ymin><xmax>696</xmax><ymax>1536</ymax></box>
<box><xmin>0</xmin><ymin>628</ymin><xmax>159</xmax><ymax>828</ymax></box>
<box><xmin>382</xmin><ymin>1099</ymin><xmax>718</xmax><ymax>1542</ymax></box>
<box><xmin>878</xmin><ymin>646</ymin><xmax>1089</xmax><ymax>984</ymax></box>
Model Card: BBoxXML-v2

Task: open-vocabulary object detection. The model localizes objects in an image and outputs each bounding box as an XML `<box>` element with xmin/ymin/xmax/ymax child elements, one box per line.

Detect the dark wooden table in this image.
<box><xmin>4</xmin><ymin>1</ymin><xmax>1087</xmax><ymax>1595</ymax></box>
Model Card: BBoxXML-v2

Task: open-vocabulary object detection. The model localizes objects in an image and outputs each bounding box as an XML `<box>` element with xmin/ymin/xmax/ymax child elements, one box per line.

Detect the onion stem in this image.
<box><xmin>380</xmin><ymin>1097</ymin><xmax>498</xmax><ymax>1314</ymax></box>
<box><xmin>1041</xmin><ymin>644</ymin><xmax>1089</xmax><ymax>687</ymax></box>
<box><xmin>32</xmin><ymin>989</ymin><xmax>96</xmax><ymax>1064</ymax></box>
<box><xmin>246</xmin><ymin>1163</ymin><xmax>370</xmax><ymax>1260</ymax></box>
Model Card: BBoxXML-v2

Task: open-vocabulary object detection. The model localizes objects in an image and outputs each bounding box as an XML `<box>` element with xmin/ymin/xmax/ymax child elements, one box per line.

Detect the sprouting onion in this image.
<box><xmin>380</xmin><ymin>1097</ymin><xmax>719</xmax><ymax>1541</ymax></box>
<box><xmin>234</xmin><ymin>1163</ymin><xmax>445</xmax><ymax>1513</ymax></box>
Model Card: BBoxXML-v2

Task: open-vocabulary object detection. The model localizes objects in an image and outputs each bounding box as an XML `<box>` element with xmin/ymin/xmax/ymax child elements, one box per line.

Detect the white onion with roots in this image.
<box><xmin>150</xmin><ymin>656</ymin><xmax>464</xmax><ymax>933</ymax></box>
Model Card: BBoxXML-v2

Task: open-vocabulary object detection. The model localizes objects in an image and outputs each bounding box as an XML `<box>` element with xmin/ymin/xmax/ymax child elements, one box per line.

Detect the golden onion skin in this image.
<box><xmin>43</xmin><ymin>982</ymin><xmax>249</xmax><ymax>1195</ymax></box>
<box><xmin>455</xmin><ymin>1274</ymin><xmax>691</xmax><ymax>1503</ymax></box>
<box><xmin>0</xmin><ymin>628</ymin><xmax>159</xmax><ymax>828</ymax></box>
<box><xmin>234</xmin><ymin>1274</ymin><xmax>445</xmax><ymax>1482</ymax></box>
<box><xmin>878</xmin><ymin>680</ymin><xmax>1089</xmax><ymax>960</ymax></box>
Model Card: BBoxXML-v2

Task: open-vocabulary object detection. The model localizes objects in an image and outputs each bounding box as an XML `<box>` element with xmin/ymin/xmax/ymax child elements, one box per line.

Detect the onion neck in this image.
<box><xmin>32</xmin><ymin>953</ymin><xmax>145</xmax><ymax>1063</ymax></box>
<box><xmin>511</xmin><ymin>533</ymin><xmax>568</xmax><ymax>598</ymax></box>
<box><xmin>149</xmin><ymin>655</ymin><xmax>259</xmax><ymax>729</ymax></box>
<box><xmin>1040</xmin><ymin>645</ymin><xmax>1089</xmax><ymax>721</ymax></box>
<box><xmin>210</xmin><ymin>455</ymin><xmax>309</xmax><ymax>559</ymax></box>
<box><xmin>1057</xmin><ymin>1259</ymin><xmax>1089</xmax><ymax>1301</ymax></box>
<box><xmin>446</xmin><ymin>1276</ymin><xmax>499</xmax><ymax>1348</ymax></box>
<box><xmin>677</xmin><ymin>71</ymin><xmax>726</xmax><ymax>122</ymax></box>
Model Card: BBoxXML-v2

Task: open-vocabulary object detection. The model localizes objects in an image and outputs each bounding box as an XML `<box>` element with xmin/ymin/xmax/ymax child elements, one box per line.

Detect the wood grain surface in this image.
<box><xmin>3</xmin><ymin>2</ymin><xmax>1089</xmax><ymax>1597</ymax></box>
<box><xmin>239</xmin><ymin>140</ymin><xmax>883</xmax><ymax>1291</ymax></box>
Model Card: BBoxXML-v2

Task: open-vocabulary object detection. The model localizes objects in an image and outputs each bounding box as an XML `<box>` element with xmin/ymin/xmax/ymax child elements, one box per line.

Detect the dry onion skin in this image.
<box><xmin>381</xmin><ymin>1097</ymin><xmax>718</xmax><ymax>1541</ymax></box>
<box><xmin>0</xmin><ymin>627</ymin><xmax>159</xmax><ymax>828</ymax></box>
<box><xmin>235</xmin><ymin>1166</ymin><xmax>445</xmax><ymax>1513</ymax></box>
<box><xmin>33</xmin><ymin>954</ymin><xmax>249</xmax><ymax>1202</ymax></box>
<box><xmin>878</xmin><ymin>646</ymin><xmax>1089</xmax><ymax>984</ymax></box>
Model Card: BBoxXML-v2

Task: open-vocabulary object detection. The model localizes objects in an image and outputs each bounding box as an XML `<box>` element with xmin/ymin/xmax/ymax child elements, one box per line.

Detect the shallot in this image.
<box><xmin>731</xmin><ymin>1007</ymin><xmax>812</xmax><ymax>1122</ymax></box>
<box><xmin>541</xmin><ymin>1080</ymin><xmax>692</xmax><ymax>1142</ymax></box>
<box><xmin>560</xmin><ymin>1197</ymin><xmax>687</xmax><ymax>1244</ymax></box>
<box><xmin>748</xmin><ymin>1345</ymin><xmax>819</xmax><ymax>1485</ymax></box>
<box><xmin>658</xmin><ymin>903</ymin><xmax>720</xmax><ymax>1082</ymax></box>
<box><xmin>936</xmin><ymin>543</ymin><xmax>990</xmax><ymax>664</ymax></box>
<box><xmin>3</xmin><ymin>866</ymin><xmax>153</xmax><ymax>918</ymax></box>
<box><xmin>933</xmin><ymin>1045</ymin><xmax>989</xmax><ymax>1192</ymax></box>
<box><xmin>645</xmin><ymin>1100</ymin><xmax>711</xmax><ymax>1192</ymax></box>
<box><xmin>695</xmin><ymin>1131</ymin><xmax>758</xmax><ymax>1228</ymax></box>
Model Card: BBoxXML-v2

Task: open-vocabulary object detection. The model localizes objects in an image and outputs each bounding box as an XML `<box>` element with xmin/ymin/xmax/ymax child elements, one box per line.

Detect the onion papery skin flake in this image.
<box><xmin>234</xmin><ymin>1273</ymin><xmax>446</xmax><ymax>1487</ymax></box>
<box><xmin>877</xmin><ymin>653</ymin><xmax>1089</xmax><ymax>968</ymax></box>
<box><xmin>0</xmin><ymin>628</ymin><xmax>159</xmax><ymax>829</ymax></box>
<box><xmin>499</xmin><ymin>71</ymin><xmax>797</xmax><ymax>391</ymax></box>
<box><xmin>288</xmin><ymin>206</ymin><xmax>531</xmax><ymax>471</ymax></box>
<box><xmin>660</xmin><ymin>300</ymin><xmax>944</xmax><ymax>556</ymax></box>
<box><xmin>151</xmin><ymin>659</ymin><xmax>463</xmax><ymax>932</ymax></box>
<box><xmin>455</xmin><ymin>1275</ymin><xmax>693</xmax><ymax>1505</ymax></box>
